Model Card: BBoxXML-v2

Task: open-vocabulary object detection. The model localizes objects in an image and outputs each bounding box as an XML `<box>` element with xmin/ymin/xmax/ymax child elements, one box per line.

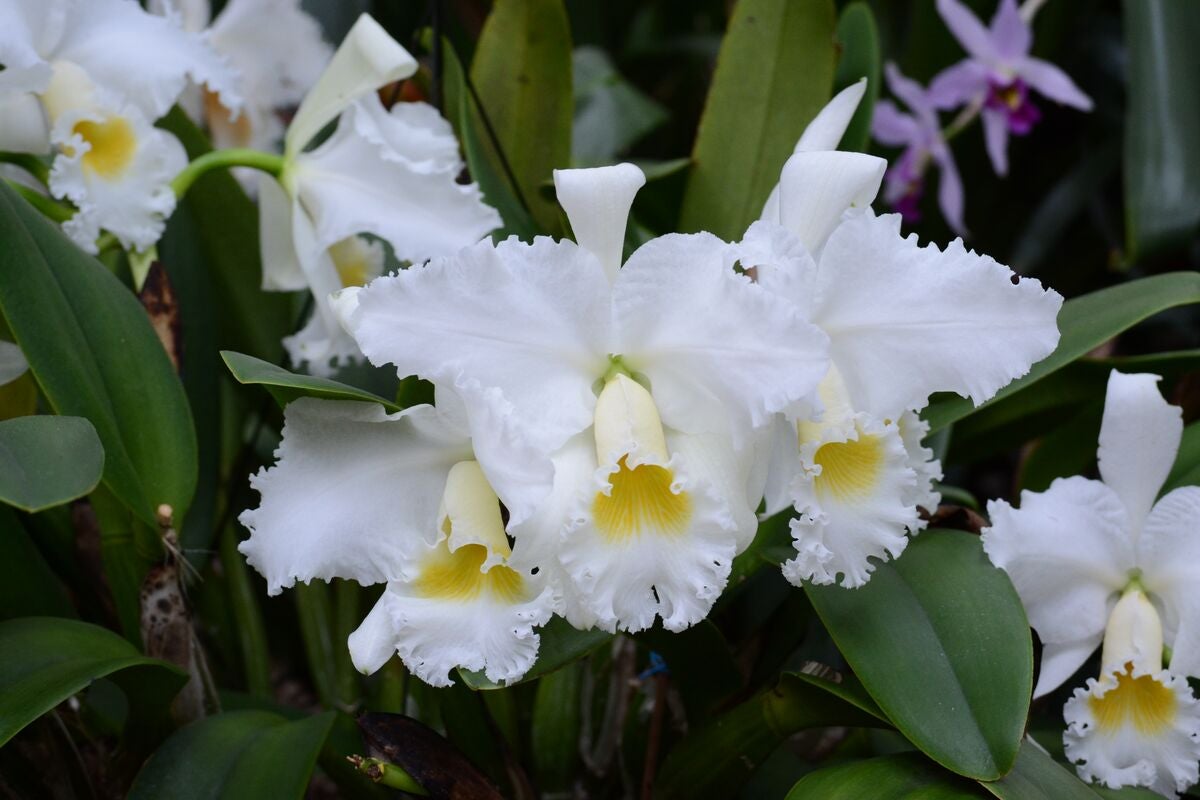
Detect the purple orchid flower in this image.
<box><xmin>930</xmin><ymin>0</ymin><xmax>1093</xmax><ymax>176</ymax></box>
<box><xmin>871</xmin><ymin>63</ymin><xmax>966</xmax><ymax>235</ymax></box>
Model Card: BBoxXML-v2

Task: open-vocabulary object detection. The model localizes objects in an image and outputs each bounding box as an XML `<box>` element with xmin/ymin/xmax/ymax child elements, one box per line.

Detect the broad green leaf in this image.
<box><xmin>655</xmin><ymin>669</ymin><xmax>887</xmax><ymax>799</ymax></box>
<box><xmin>470</xmin><ymin>0</ymin><xmax>573</xmax><ymax>233</ymax></box>
<box><xmin>786</xmin><ymin>754</ymin><xmax>986</xmax><ymax>799</ymax></box>
<box><xmin>1017</xmin><ymin>401</ymin><xmax>1103</xmax><ymax>492</ymax></box>
<box><xmin>531</xmin><ymin>662</ymin><xmax>582</xmax><ymax>791</ymax></box>
<box><xmin>0</xmin><ymin>507</ymin><xmax>74</xmax><ymax>620</ymax></box>
<box><xmin>572</xmin><ymin>46</ymin><xmax>668</xmax><ymax>166</ymax></box>
<box><xmin>458</xmin><ymin>616</ymin><xmax>611</xmax><ymax>690</ymax></box>
<box><xmin>679</xmin><ymin>0</ymin><xmax>837</xmax><ymax>240</ymax></box>
<box><xmin>128</xmin><ymin>710</ymin><xmax>335</xmax><ymax>799</ymax></box>
<box><xmin>158</xmin><ymin>109</ymin><xmax>294</xmax><ymax>362</ymax></box>
<box><xmin>0</xmin><ymin>183</ymin><xmax>197</xmax><ymax>525</ymax></box>
<box><xmin>1123</xmin><ymin>0</ymin><xmax>1200</xmax><ymax>261</ymax></box>
<box><xmin>0</xmin><ymin>416</ymin><xmax>102</xmax><ymax>512</ymax></box>
<box><xmin>1164</xmin><ymin>421</ymin><xmax>1200</xmax><ymax>494</ymax></box>
<box><xmin>833</xmin><ymin>2</ymin><xmax>881</xmax><ymax>153</ymax></box>
<box><xmin>980</xmin><ymin>739</ymin><xmax>1104</xmax><ymax>799</ymax></box>
<box><xmin>1095</xmin><ymin>788</ymin><xmax>1167</xmax><ymax>799</ymax></box>
<box><xmin>0</xmin><ymin>617</ymin><xmax>186</xmax><ymax>747</ymax></box>
<box><xmin>806</xmin><ymin>531</ymin><xmax>1033</xmax><ymax>780</ymax></box>
<box><xmin>925</xmin><ymin>273</ymin><xmax>1200</xmax><ymax>433</ymax></box>
<box><xmin>221</xmin><ymin>351</ymin><xmax>401</xmax><ymax>411</ymax></box>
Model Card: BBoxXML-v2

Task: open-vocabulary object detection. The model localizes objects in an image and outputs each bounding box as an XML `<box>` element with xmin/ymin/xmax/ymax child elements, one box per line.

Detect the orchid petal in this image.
<box><xmin>1018</xmin><ymin>57</ymin><xmax>1094</xmax><ymax>111</ymax></box>
<box><xmin>553</xmin><ymin>163</ymin><xmax>646</xmax><ymax>283</ymax></box>
<box><xmin>1036</xmin><ymin>635</ymin><xmax>1104</xmax><ymax>699</ymax></box>
<box><xmin>0</xmin><ymin>90</ymin><xmax>48</xmax><ymax>154</ymax></box>
<box><xmin>347</xmin><ymin>595</ymin><xmax>396</xmax><ymax>675</ymax></box>
<box><xmin>927</xmin><ymin>60</ymin><xmax>990</xmax><ymax>109</ymax></box>
<box><xmin>238</xmin><ymin>398</ymin><xmax>473</xmax><ymax>594</ymax></box>
<box><xmin>257</xmin><ymin>175</ymin><xmax>308</xmax><ymax>290</ymax></box>
<box><xmin>883</xmin><ymin>63</ymin><xmax>935</xmax><ymax>123</ymax></box>
<box><xmin>935</xmin><ymin>0</ymin><xmax>999</xmax><ymax>63</ymax></box>
<box><xmin>795</xmin><ymin>78</ymin><xmax>867</xmax><ymax>153</ymax></box>
<box><xmin>351</xmin><ymin>95</ymin><xmax>465</xmax><ymax>171</ymax></box>
<box><xmin>286</xmin><ymin>13</ymin><xmax>416</xmax><ymax>155</ymax></box>
<box><xmin>811</xmin><ymin>210</ymin><xmax>1061</xmax><ymax>416</ymax></box>
<box><xmin>870</xmin><ymin>99</ymin><xmax>921</xmax><ymax>147</ymax></box>
<box><xmin>932</xmin><ymin>143</ymin><xmax>968</xmax><ymax>235</ymax></box>
<box><xmin>982</xmin><ymin>108</ymin><xmax>1011</xmax><ymax>176</ymax></box>
<box><xmin>1139</xmin><ymin>487</ymin><xmax>1200</xmax><ymax>678</ymax></box>
<box><xmin>990</xmin><ymin>0</ymin><xmax>1031</xmax><ymax>61</ymax></box>
<box><xmin>1097</xmin><ymin>372</ymin><xmax>1181</xmax><ymax>537</ymax></box>
<box><xmin>777</xmin><ymin>150</ymin><xmax>886</xmax><ymax>254</ymax></box>
<box><xmin>613</xmin><ymin>232</ymin><xmax>830</xmax><ymax>440</ymax></box>
<box><xmin>0</xmin><ymin>341</ymin><xmax>28</xmax><ymax>387</ymax></box>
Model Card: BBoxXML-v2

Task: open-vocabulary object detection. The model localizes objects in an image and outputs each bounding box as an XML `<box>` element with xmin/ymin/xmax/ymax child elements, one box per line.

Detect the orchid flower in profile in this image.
<box><xmin>258</xmin><ymin>13</ymin><xmax>500</xmax><ymax>376</ymax></box>
<box><xmin>338</xmin><ymin>163</ymin><xmax>829</xmax><ymax>633</ymax></box>
<box><xmin>871</xmin><ymin>64</ymin><xmax>965</xmax><ymax>234</ymax></box>
<box><xmin>239</xmin><ymin>388</ymin><xmax>556</xmax><ymax>687</ymax></box>
<box><xmin>0</xmin><ymin>0</ymin><xmax>242</xmax><ymax>251</ymax></box>
<box><xmin>741</xmin><ymin>81</ymin><xmax>1061</xmax><ymax>589</ymax></box>
<box><xmin>930</xmin><ymin>0</ymin><xmax>1093</xmax><ymax>176</ymax></box>
<box><xmin>983</xmin><ymin>371</ymin><xmax>1200</xmax><ymax>797</ymax></box>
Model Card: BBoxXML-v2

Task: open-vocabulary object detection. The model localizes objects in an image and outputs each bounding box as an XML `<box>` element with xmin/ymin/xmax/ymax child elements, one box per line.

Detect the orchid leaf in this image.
<box><xmin>221</xmin><ymin>351</ymin><xmax>401</xmax><ymax>412</ymax></box>
<box><xmin>0</xmin><ymin>415</ymin><xmax>103</xmax><ymax>512</ymax></box>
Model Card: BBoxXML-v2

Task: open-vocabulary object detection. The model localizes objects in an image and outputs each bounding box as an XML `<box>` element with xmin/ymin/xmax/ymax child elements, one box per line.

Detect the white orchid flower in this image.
<box><xmin>1062</xmin><ymin>588</ymin><xmax>1200</xmax><ymax>798</ymax></box>
<box><xmin>0</xmin><ymin>0</ymin><xmax>242</xmax><ymax>250</ymax></box>
<box><xmin>338</xmin><ymin>162</ymin><xmax>829</xmax><ymax>633</ymax></box>
<box><xmin>239</xmin><ymin>387</ymin><xmax>556</xmax><ymax>688</ymax></box>
<box><xmin>259</xmin><ymin>13</ymin><xmax>500</xmax><ymax>376</ymax></box>
<box><xmin>739</xmin><ymin>81</ymin><xmax>1062</xmax><ymax>589</ymax></box>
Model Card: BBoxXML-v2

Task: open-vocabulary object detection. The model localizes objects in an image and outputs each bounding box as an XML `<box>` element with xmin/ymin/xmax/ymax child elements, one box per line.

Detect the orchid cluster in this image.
<box><xmin>227</xmin><ymin>17</ymin><xmax>1063</xmax><ymax>691</ymax></box>
<box><xmin>871</xmin><ymin>0</ymin><xmax>1092</xmax><ymax>232</ymax></box>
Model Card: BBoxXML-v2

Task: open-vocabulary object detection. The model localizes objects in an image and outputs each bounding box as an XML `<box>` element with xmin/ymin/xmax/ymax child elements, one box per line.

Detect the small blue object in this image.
<box><xmin>638</xmin><ymin>651</ymin><xmax>669</xmax><ymax>681</ymax></box>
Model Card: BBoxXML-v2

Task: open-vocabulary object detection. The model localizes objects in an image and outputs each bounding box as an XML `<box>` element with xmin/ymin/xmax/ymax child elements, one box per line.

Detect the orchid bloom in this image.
<box><xmin>930</xmin><ymin>0</ymin><xmax>1093</xmax><ymax>176</ymax></box>
<box><xmin>259</xmin><ymin>14</ymin><xmax>500</xmax><ymax>375</ymax></box>
<box><xmin>741</xmin><ymin>81</ymin><xmax>1062</xmax><ymax>589</ymax></box>
<box><xmin>338</xmin><ymin>163</ymin><xmax>829</xmax><ymax>633</ymax></box>
<box><xmin>982</xmin><ymin>372</ymin><xmax>1200</xmax><ymax>797</ymax></box>
<box><xmin>239</xmin><ymin>388</ymin><xmax>556</xmax><ymax>687</ymax></box>
<box><xmin>150</xmin><ymin>0</ymin><xmax>332</xmax><ymax>156</ymax></box>
<box><xmin>871</xmin><ymin>64</ymin><xmax>965</xmax><ymax>234</ymax></box>
<box><xmin>0</xmin><ymin>0</ymin><xmax>242</xmax><ymax>251</ymax></box>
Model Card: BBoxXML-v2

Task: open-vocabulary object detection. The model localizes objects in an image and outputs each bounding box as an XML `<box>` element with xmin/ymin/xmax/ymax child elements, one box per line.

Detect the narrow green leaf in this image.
<box><xmin>1017</xmin><ymin>401</ymin><xmax>1103</xmax><ymax>492</ymax></box>
<box><xmin>833</xmin><ymin>2</ymin><xmax>881</xmax><ymax>153</ymax></box>
<box><xmin>1164</xmin><ymin>420</ymin><xmax>1200</xmax><ymax>494</ymax></box>
<box><xmin>470</xmin><ymin>0</ymin><xmax>574</xmax><ymax>233</ymax></box>
<box><xmin>0</xmin><ymin>507</ymin><xmax>75</xmax><ymax>620</ymax></box>
<box><xmin>925</xmin><ymin>273</ymin><xmax>1200</xmax><ymax>433</ymax></box>
<box><xmin>221</xmin><ymin>350</ymin><xmax>401</xmax><ymax>411</ymax></box>
<box><xmin>90</xmin><ymin>486</ymin><xmax>158</xmax><ymax>644</ymax></box>
<box><xmin>655</xmin><ymin>670</ymin><xmax>887</xmax><ymax>799</ymax></box>
<box><xmin>980</xmin><ymin>739</ymin><xmax>1105</xmax><ymax>799</ymax></box>
<box><xmin>806</xmin><ymin>531</ymin><xmax>1033</xmax><ymax>780</ymax></box>
<box><xmin>531</xmin><ymin>662</ymin><xmax>582</xmax><ymax>790</ymax></box>
<box><xmin>0</xmin><ymin>617</ymin><xmax>186</xmax><ymax>746</ymax></box>
<box><xmin>458</xmin><ymin>616</ymin><xmax>611</xmax><ymax>690</ymax></box>
<box><xmin>679</xmin><ymin>0</ymin><xmax>837</xmax><ymax>240</ymax></box>
<box><xmin>219</xmin><ymin>526</ymin><xmax>270</xmax><ymax>699</ymax></box>
<box><xmin>128</xmin><ymin>710</ymin><xmax>335</xmax><ymax>800</ymax></box>
<box><xmin>0</xmin><ymin>416</ymin><xmax>102</xmax><ymax>512</ymax></box>
<box><xmin>294</xmin><ymin>581</ymin><xmax>343</xmax><ymax>710</ymax></box>
<box><xmin>0</xmin><ymin>183</ymin><xmax>197</xmax><ymax>524</ymax></box>
<box><xmin>786</xmin><ymin>754</ymin><xmax>986</xmax><ymax>799</ymax></box>
<box><xmin>1123</xmin><ymin>0</ymin><xmax>1200</xmax><ymax>260</ymax></box>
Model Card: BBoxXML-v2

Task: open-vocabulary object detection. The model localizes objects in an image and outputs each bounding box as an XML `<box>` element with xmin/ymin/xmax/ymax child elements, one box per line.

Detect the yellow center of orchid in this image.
<box><xmin>812</xmin><ymin>433</ymin><xmax>885</xmax><ymax>502</ymax></box>
<box><xmin>594</xmin><ymin>456</ymin><xmax>692</xmax><ymax>542</ymax></box>
<box><xmin>74</xmin><ymin>118</ymin><xmax>137</xmax><ymax>179</ymax></box>
<box><xmin>330</xmin><ymin>236</ymin><xmax>377</xmax><ymax>287</ymax></box>
<box><xmin>412</xmin><ymin>543</ymin><xmax>526</xmax><ymax>603</ymax></box>
<box><xmin>1089</xmin><ymin>663</ymin><xmax>1177</xmax><ymax>735</ymax></box>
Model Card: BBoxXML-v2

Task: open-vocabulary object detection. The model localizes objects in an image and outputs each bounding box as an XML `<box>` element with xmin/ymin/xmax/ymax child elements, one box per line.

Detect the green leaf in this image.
<box><xmin>158</xmin><ymin>108</ymin><xmax>294</xmax><ymax>362</ymax></box>
<box><xmin>470</xmin><ymin>0</ymin><xmax>573</xmax><ymax>233</ymax></box>
<box><xmin>833</xmin><ymin>2</ymin><xmax>881</xmax><ymax>153</ymax></box>
<box><xmin>531</xmin><ymin>662</ymin><xmax>582</xmax><ymax>790</ymax></box>
<box><xmin>0</xmin><ymin>617</ymin><xmax>186</xmax><ymax>747</ymax></box>
<box><xmin>679</xmin><ymin>0</ymin><xmax>837</xmax><ymax>240</ymax></box>
<box><xmin>128</xmin><ymin>710</ymin><xmax>335</xmax><ymax>799</ymax></box>
<box><xmin>806</xmin><ymin>531</ymin><xmax>1033</xmax><ymax>780</ymax></box>
<box><xmin>1017</xmin><ymin>401</ymin><xmax>1103</xmax><ymax>492</ymax></box>
<box><xmin>221</xmin><ymin>351</ymin><xmax>401</xmax><ymax>411</ymax></box>
<box><xmin>0</xmin><ymin>506</ymin><xmax>74</xmax><ymax>620</ymax></box>
<box><xmin>655</xmin><ymin>669</ymin><xmax>887</xmax><ymax>799</ymax></box>
<box><xmin>925</xmin><ymin>273</ymin><xmax>1200</xmax><ymax>434</ymax></box>
<box><xmin>1123</xmin><ymin>0</ymin><xmax>1200</xmax><ymax>261</ymax></box>
<box><xmin>0</xmin><ymin>415</ymin><xmax>102</xmax><ymax>512</ymax></box>
<box><xmin>458</xmin><ymin>616</ymin><xmax>611</xmax><ymax>690</ymax></box>
<box><xmin>980</xmin><ymin>739</ymin><xmax>1104</xmax><ymax>799</ymax></box>
<box><xmin>786</xmin><ymin>754</ymin><xmax>986</xmax><ymax>799</ymax></box>
<box><xmin>0</xmin><ymin>184</ymin><xmax>196</xmax><ymax>524</ymax></box>
<box><xmin>1163</xmin><ymin>420</ymin><xmax>1200</xmax><ymax>494</ymax></box>
<box><xmin>572</xmin><ymin>46</ymin><xmax>668</xmax><ymax>166</ymax></box>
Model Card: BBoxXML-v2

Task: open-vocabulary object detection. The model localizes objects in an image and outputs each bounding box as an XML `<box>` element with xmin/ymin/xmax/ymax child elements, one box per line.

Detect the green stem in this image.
<box><xmin>0</xmin><ymin>152</ymin><xmax>51</xmax><ymax>185</ymax></box>
<box><xmin>332</xmin><ymin>579</ymin><xmax>362</xmax><ymax>709</ymax></box>
<box><xmin>295</xmin><ymin>581</ymin><xmax>340</xmax><ymax>709</ymax></box>
<box><xmin>376</xmin><ymin>656</ymin><xmax>408</xmax><ymax>714</ymax></box>
<box><xmin>219</xmin><ymin>526</ymin><xmax>271</xmax><ymax>698</ymax></box>
<box><xmin>941</xmin><ymin>98</ymin><xmax>983</xmax><ymax>144</ymax></box>
<box><xmin>5</xmin><ymin>180</ymin><xmax>74</xmax><ymax>222</ymax></box>
<box><xmin>171</xmin><ymin>148</ymin><xmax>285</xmax><ymax>198</ymax></box>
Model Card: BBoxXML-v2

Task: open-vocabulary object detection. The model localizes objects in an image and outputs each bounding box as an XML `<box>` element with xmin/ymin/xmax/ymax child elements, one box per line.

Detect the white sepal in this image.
<box><xmin>553</xmin><ymin>163</ymin><xmax>646</xmax><ymax>283</ymax></box>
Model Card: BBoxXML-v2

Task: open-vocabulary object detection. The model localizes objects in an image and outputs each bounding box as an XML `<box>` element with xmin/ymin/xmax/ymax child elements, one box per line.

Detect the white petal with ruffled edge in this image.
<box><xmin>48</xmin><ymin>101</ymin><xmax>186</xmax><ymax>253</ymax></box>
<box><xmin>238</xmin><ymin>398</ymin><xmax>472</xmax><ymax>594</ymax></box>
<box><xmin>291</xmin><ymin>100</ymin><xmax>500</xmax><ymax>261</ymax></box>
<box><xmin>346</xmin><ymin>237</ymin><xmax>612</xmax><ymax>454</ymax></box>
<box><xmin>49</xmin><ymin>0</ymin><xmax>242</xmax><ymax>120</ymax></box>
<box><xmin>896</xmin><ymin>410</ymin><xmax>942</xmax><ymax>514</ymax></box>
<box><xmin>983</xmin><ymin>477</ymin><xmax>1133</xmax><ymax>697</ymax></box>
<box><xmin>782</xmin><ymin>413</ymin><xmax>918</xmax><ymax>589</ymax></box>
<box><xmin>810</xmin><ymin>210</ymin><xmax>1062</xmax><ymax>417</ymax></box>
<box><xmin>1097</xmin><ymin>372</ymin><xmax>1181</xmax><ymax>540</ymax></box>
<box><xmin>1063</xmin><ymin>666</ymin><xmax>1200</xmax><ymax>798</ymax></box>
<box><xmin>351</xmin><ymin>94</ymin><xmax>465</xmax><ymax>172</ymax></box>
<box><xmin>1139</xmin><ymin>486</ymin><xmax>1200</xmax><ymax>680</ymax></box>
<box><xmin>613</xmin><ymin>232</ymin><xmax>829</xmax><ymax>441</ymax></box>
